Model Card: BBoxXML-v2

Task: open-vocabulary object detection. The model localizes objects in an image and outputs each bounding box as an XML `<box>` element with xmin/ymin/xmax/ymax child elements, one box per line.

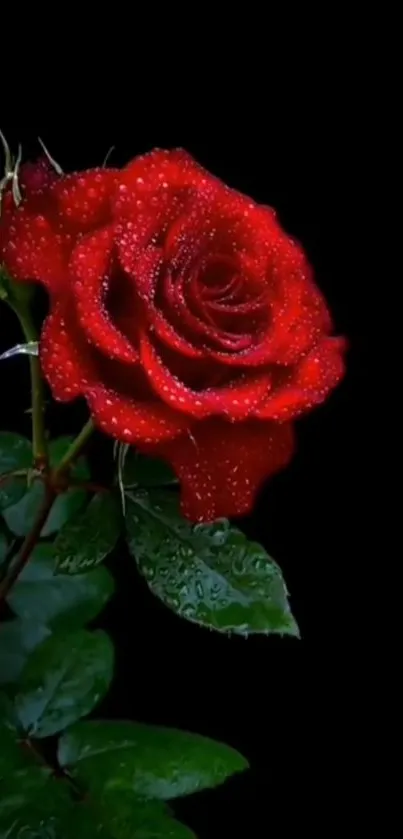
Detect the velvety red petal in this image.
<box><xmin>70</xmin><ymin>227</ymin><xmax>139</xmax><ymax>363</ymax></box>
<box><xmin>164</xmin><ymin>190</ymin><xmax>277</xmax><ymax>271</ymax></box>
<box><xmin>256</xmin><ymin>337</ymin><xmax>347</xmax><ymax>420</ymax></box>
<box><xmin>140</xmin><ymin>333</ymin><xmax>271</xmax><ymax>419</ymax></box>
<box><xmin>261</xmin><ymin>253</ymin><xmax>333</xmax><ymax>365</ymax></box>
<box><xmin>164</xmin><ymin>269</ymin><xmax>252</xmax><ymax>351</ymax></box>
<box><xmin>116</xmin><ymin>233</ymin><xmax>162</xmax><ymax>302</ymax></box>
<box><xmin>2</xmin><ymin>209</ymin><xmax>67</xmax><ymax>292</ymax></box>
<box><xmin>40</xmin><ymin>300</ymin><xmax>94</xmax><ymax>401</ymax></box>
<box><xmin>86</xmin><ymin>386</ymin><xmax>189</xmax><ymax>444</ymax></box>
<box><xmin>150</xmin><ymin>419</ymin><xmax>295</xmax><ymax>522</ymax></box>
<box><xmin>116</xmin><ymin>149</ymin><xmax>217</xmax><ymax>204</ymax></box>
<box><xmin>150</xmin><ymin>309</ymin><xmax>205</xmax><ymax>359</ymax></box>
<box><xmin>209</xmin><ymin>266</ymin><xmax>332</xmax><ymax>368</ymax></box>
<box><xmin>52</xmin><ymin>168</ymin><xmax>118</xmax><ymax>230</ymax></box>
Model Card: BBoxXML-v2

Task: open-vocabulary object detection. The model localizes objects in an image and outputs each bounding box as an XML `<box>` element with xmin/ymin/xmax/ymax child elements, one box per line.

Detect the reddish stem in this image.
<box><xmin>0</xmin><ymin>487</ymin><xmax>56</xmax><ymax>604</ymax></box>
<box><xmin>67</xmin><ymin>479</ymin><xmax>108</xmax><ymax>494</ymax></box>
<box><xmin>20</xmin><ymin>736</ymin><xmax>85</xmax><ymax>797</ymax></box>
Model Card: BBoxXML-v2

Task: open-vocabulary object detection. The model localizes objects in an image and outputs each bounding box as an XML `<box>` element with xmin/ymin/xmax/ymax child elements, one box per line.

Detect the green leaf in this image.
<box><xmin>125</xmin><ymin>490</ymin><xmax>299</xmax><ymax>638</ymax></box>
<box><xmin>54</xmin><ymin>493</ymin><xmax>121</xmax><ymax>575</ymax></box>
<box><xmin>13</xmin><ymin>629</ymin><xmax>114</xmax><ymax>738</ymax></box>
<box><xmin>0</xmin><ymin>801</ymin><xmax>113</xmax><ymax>839</ymax></box>
<box><xmin>0</xmin><ymin>770</ymin><xmax>56</xmax><ymax>820</ymax></box>
<box><xmin>58</xmin><ymin>720</ymin><xmax>248</xmax><ymax>800</ymax></box>
<box><xmin>0</xmin><ymin>771</ymin><xmax>83</xmax><ymax>839</ymax></box>
<box><xmin>0</xmin><ymin>705</ymin><xmax>61</xmax><ymax>826</ymax></box>
<box><xmin>0</xmin><ymin>520</ymin><xmax>10</xmax><ymax>569</ymax></box>
<box><xmin>0</xmin><ymin>722</ymin><xmax>193</xmax><ymax>837</ymax></box>
<box><xmin>7</xmin><ymin>543</ymin><xmax>115</xmax><ymax>628</ymax></box>
<box><xmin>0</xmin><ymin>695</ymin><xmax>86</xmax><ymax>839</ymax></box>
<box><xmin>0</xmin><ymin>691</ymin><xmax>20</xmax><ymax>735</ymax></box>
<box><xmin>2</xmin><ymin>437</ymin><xmax>89</xmax><ymax>537</ymax></box>
<box><xmin>94</xmin><ymin>793</ymin><xmax>196</xmax><ymax>839</ymax></box>
<box><xmin>123</xmin><ymin>450</ymin><xmax>178</xmax><ymax>488</ymax></box>
<box><xmin>0</xmin><ymin>432</ymin><xmax>32</xmax><ymax>511</ymax></box>
<box><xmin>0</xmin><ymin>716</ymin><xmax>110</xmax><ymax>837</ymax></box>
<box><xmin>0</xmin><ymin>811</ymin><xmax>63</xmax><ymax>839</ymax></box>
<box><xmin>0</xmin><ymin>621</ymin><xmax>51</xmax><ymax>686</ymax></box>
<box><xmin>0</xmin><ymin>709</ymin><xmax>27</xmax><ymax>773</ymax></box>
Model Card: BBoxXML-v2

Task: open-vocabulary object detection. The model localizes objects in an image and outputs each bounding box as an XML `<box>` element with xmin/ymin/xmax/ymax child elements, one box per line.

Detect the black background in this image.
<box><xmin>0</xmin><ymin>89</ymin><xmax>367</xmax><ymax>836</ymax></box>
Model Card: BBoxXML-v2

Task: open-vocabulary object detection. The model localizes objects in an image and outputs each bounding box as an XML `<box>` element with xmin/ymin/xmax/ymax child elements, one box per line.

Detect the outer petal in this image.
<box><xmin>149</xmin><ymin>419</ymin><xmax>295</xmax><ymax>522</ymax></box>
<box><xmin>40</xmin><ymin>300</ymin><xmax>95</xmax><ymax>401</ymax></box>
<box><xmin>2</xmin><ymin>210</ymin><xmax>68</xmax><ymax>292</ymax></box>
<box><xmin>164</xmin><ymin>189</ymin><xmax>278</xmax><ymax>269</ymax></box>
<box><xmin>52</xmin><ymin>168</ymin><xmax>118</xmax><ymax>230</ymax></box>
<box><xmin>255</xmin><ymin>337</ymin><xmax>346</xmax><ymax>420</ymax></box>
<box><xmin>86</xmin><ymin>386</ymin><xmax>189</xmax><ymax>444</ymax></box>
<box><xmin>70</xmin><ymin>226</ymin><xmax>139</xmax><ymax>362</ymax></box>
<box><xmin>115</xmin><ymin>149</ymin><xmax>218</xmax><ymax>209</ymax></box>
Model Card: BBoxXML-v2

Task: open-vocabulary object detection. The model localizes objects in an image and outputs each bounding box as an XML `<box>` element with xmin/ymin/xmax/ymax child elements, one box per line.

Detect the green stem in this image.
<box><xmin>54</xmin><ymin>418</ymin><xmax>95</xmax><ymax>476</ymax></box>
<box><xmin>15</xmin><ymin>306</ymin><xmax>48</xmax><ymax>468</ymax></box>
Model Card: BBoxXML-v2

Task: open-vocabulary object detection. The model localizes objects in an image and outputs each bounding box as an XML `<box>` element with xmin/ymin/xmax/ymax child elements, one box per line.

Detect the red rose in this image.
<box><xmin>0</xmin><ymin>149</ymin><xmax>345</xmax><ymax>522</ymax></box>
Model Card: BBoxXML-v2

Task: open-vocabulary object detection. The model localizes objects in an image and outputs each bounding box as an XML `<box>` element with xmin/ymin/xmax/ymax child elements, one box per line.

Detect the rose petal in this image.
<box><xmin>255</xmin><ymin>337</ymin><xmax>347</xmax><ymax>420</ymax></box>
<box><xmin>52</xmin><ymin>168</ymin><xmax>118</xmax><ymax>230</ymax></box>
<box><xmin>117</xmin><ymin>233</ymin><xmax>162</xmax><ymax>302</ymax></box>
<box><xmin>2</xmin><ymin>210</ymin><xmax>68</xmax><ymax>292</ymax></box>
<box><xmin>70</xmin><ymin>226</ymin><xmax>139</xmax><ymax>363</ymax></box>
<box><xmin>86</xmin><ymin>386</ymin><xmax>189</xmax><ymax>444</ymax></box>
<box><xmin>164</xmin><ymin>189</ymin><xmax>278</xmax><ymax>271</ymax></box>
<box><xmin>40</xmin><ymin>300</ymin><xmax>95</xmax><ymax>401</ymax></box>
<box><xmin>116</xmin><ymin>148</ymin><xmax>218</xmax><ymax>202</ymax></box>
<box><xmin>209</xmin><ymin>265</ymin><xmax>332</xmax><ymax>368</ymax></box>
<box><xmin>261</xmin><ymin>253</ymin><xmax>333</xmax><ymax>364</ymax></box>
<box><xmin>140</xmin><ymin>332</ymin><xmax>271</xmax><ymax>419</ymax></box>
<box><xmin>164</xmin><ymin>269</ymin><xmax>252</xmax><ymax>351</ymax></box>
<box><xmin>150</xmin><ymin>309</ymin><xmax>205</xmax><ymax>359</ymax></box>
<box><xmin>150</xmin><ymin>419</ymin><xmax>295</xmax><ymax>522</ymax></box>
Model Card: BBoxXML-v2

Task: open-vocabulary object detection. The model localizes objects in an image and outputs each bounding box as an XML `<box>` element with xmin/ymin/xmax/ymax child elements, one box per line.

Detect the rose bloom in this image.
<box><xmin>0</xmin><ymin>150</ymin><xmax>345</xmax><ymax>521</ymax></box>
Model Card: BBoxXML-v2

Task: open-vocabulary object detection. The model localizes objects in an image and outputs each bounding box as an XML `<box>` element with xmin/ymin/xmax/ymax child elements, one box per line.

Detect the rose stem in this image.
<box><xmin>0</xmin><ymin>420</ymin><xmax>96</xmax><ymax>604</ymax></box>
<box><xmin>14</xmin><ymin>304</ymin><xmax>48</xmax><ymax>470</ymax></box>
<box><xmin>0</xmin><ymin>487</ymin><xmax>56</xmax><ymax>603</ymax></box>
<box><xmin>54</xmin><ymin>418</ymin><xmax>95</xmax><ymax>475</ymax></box>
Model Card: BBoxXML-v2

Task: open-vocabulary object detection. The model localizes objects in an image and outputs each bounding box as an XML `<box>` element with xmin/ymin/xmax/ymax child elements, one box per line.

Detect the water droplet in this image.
<box><xmin>217</xmin><ymin>596</ymin><xmax>229</xmax><ymax>608</ymax></box>
<box><xmin>181</xmin><ymin>604</ymin><xmax>196</xmax><ymax>619</ymax></box>
<box><xmin>166</xmin><ymin>596</ymin><xmax>179</xmax><ymax>609</ymax></box>
<box><xmin>232</xmin><ymin>556</ymin><xmax>246</xmax><ymax>575</ymax></box>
